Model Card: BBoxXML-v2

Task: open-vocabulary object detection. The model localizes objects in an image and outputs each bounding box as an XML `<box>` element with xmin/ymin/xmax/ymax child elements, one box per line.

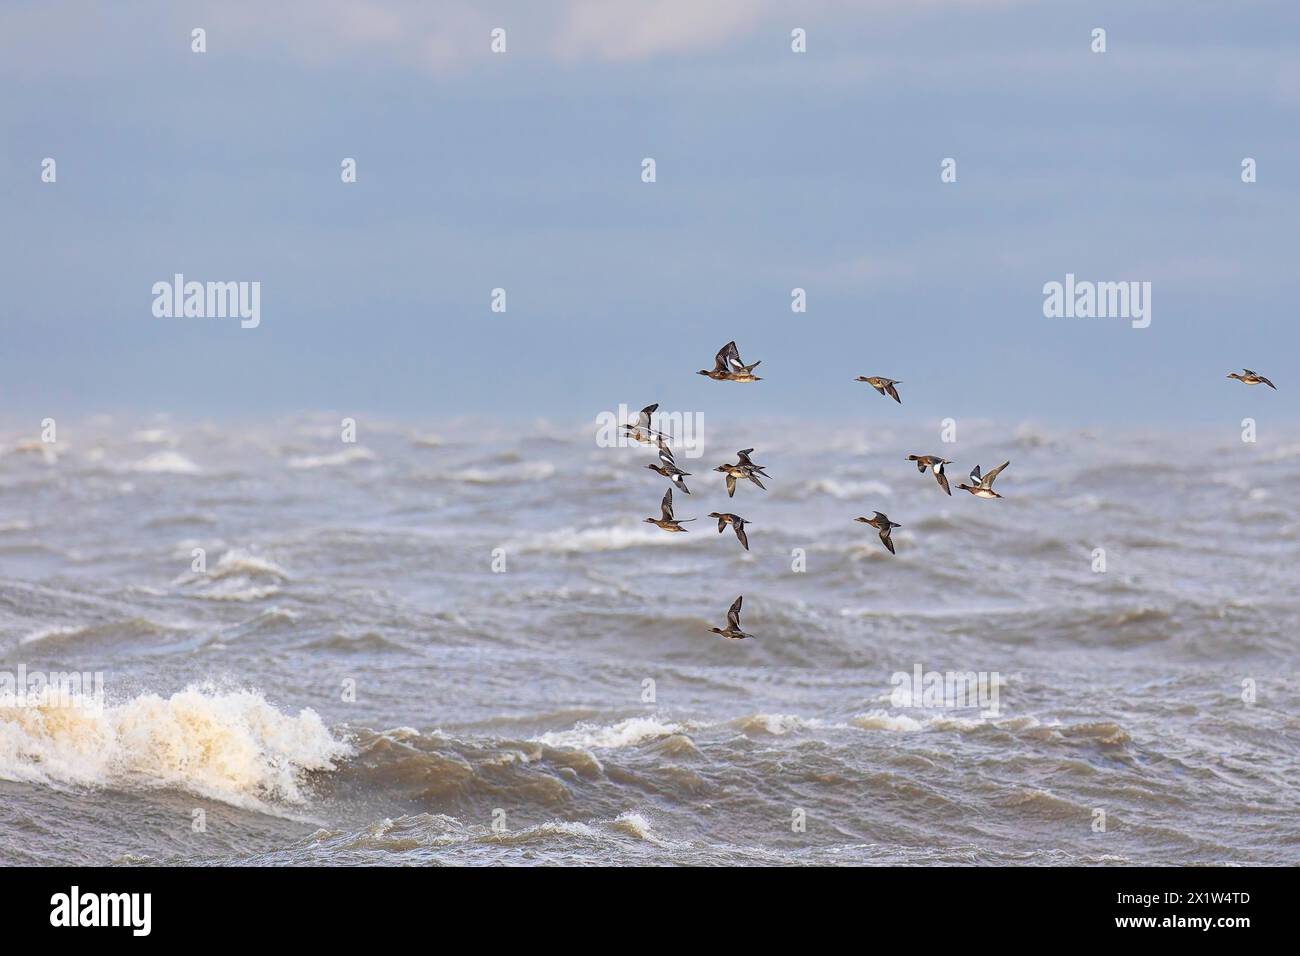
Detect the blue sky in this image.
<box><xmin>2</xmin><ymin>0</ymin><xmax>1297</xmax><ymax>426</ymax></box>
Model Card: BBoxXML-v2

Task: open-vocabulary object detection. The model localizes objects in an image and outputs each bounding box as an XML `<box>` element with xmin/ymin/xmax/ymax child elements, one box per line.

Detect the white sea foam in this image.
<box><xmin>18</xmin><ymin>625</ymin><xmax>89</xmax><ymax>646</ymax></box>
<box><xmin>851</xmin><ymin>710</ymin><xmax>928</xmax><ymax>732</ymax></box>
<box><xmin>287</xmin><ymin>447</ymin><xmax>375</xmax><ymax>469</ymax></box>
<box><xmin>533</xmin><ymin>716</ymin><xmax>686</xmax><ymax>750</ymax></box>
<box><xmin>851</xmin><ymin>710</ymin><xmax>1008</xmax><ymax>734</ymax></box>
<box><xmin>433</xmin><ymin>461</ymin><xmax>555</xmax><ymax>484</ymax></box>
<box><xmin>611</xmin><ymin>811</ymin><xmax>663</xmax><ymax>844</ymax></box>
<box><xmin>801</xmin><ymin>478</ymin><xmax>892</xmax><ymax>500</ymax></box>
<box><xmin>130</xmin><ymin>429</ymin><xmax>175</xmax><ymax>445</ymax></box>
<box><xmin>190</xmin><ymin>583</ymin><xmax>282</xmax><ymax>602</ymax></box>
<box><xmin>128</xmin><ymin>451</ymin><xmax>201</xmax><ymax>474</ymax></box>
<box><xmin>733</xmin><ymin>713</ymin><xmax>836</xmax><ymax>735</ymax></box>
<box><xmin>0</xmin><ymin>684</ymin><xmax>350</xmax><ymax>810</ymax></box>
<box><xmin>210</xmin><ymin>549</ymin><xmax>289</xmax><ymax>580</ymax></box>
<box><xmin>513</xmin><ymin>524</ymin><xmax>684</xmax><ymax>554</ymax></box>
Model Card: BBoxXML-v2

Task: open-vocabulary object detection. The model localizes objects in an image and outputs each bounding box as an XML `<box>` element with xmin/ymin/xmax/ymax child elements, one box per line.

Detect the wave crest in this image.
<box><xmin>0</xmin><ymin>684</ymin><xmax>349</xmax><ymax>810</ymax></box>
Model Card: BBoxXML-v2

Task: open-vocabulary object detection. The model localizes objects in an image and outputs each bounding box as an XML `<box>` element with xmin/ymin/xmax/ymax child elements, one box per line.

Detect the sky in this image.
<box><xmin>2</xmin><ymin>0</ymin><xmax>1298</xmax><ymax>427</ymax></box>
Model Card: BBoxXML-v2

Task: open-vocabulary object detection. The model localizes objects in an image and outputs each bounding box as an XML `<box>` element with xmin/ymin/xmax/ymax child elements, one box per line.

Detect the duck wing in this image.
<box><xmin>727</xmin><ymin>596</ymin><xmax>743</xmax><ymax>629</ymax></box>
<box><xmin>982</xmin><ymin>460</ymin><xmax>1010</xmax><ymax>488</ymax></box>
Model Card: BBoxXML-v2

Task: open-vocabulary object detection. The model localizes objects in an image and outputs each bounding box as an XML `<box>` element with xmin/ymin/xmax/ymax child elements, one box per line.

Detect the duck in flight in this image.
<box><xmin>1227</xmin><ymin>369</ymin><xmax>1277</xmax><ymax>389</ymax></box>
<box><xmin>708</xmin><ymin>595</ymin><xmax>754</xmax><ymax>640</ymax></box>
<box><xmin>956</xmin><ymin>460</ymin><xmax>1010</xmax><ymax>499</ymax></box>
<box><xmin>735</xmin><ymin>448</ymin><xmax>770</xmax><ymax>479</ymax></box>
<box><xmin>645</xmin><ymin>439</ymin><xmax>691</xmax><ymax>494</ymax></box>
<box><xmin>698</xmin><ymin>341</ymin><xmax>762</xmax><ymax>382</ymax></box>
<box><xmin>714</xmin><ymin>459</ymin><xmax>767</xmax><ymax>498</ymax></box>
<box><xmin>708</xmin><ymin>511</ymin><xmax>752</xmax><ymax>551</ymax></box>
<box><xmin>644</xmin><ymin>487</ymin><xmax>695</xmax><ymax>531</ymax></box>
<box><xmin>906</xmin><ymin>454</ymin><xmax>953</xmax><ymax>496</ymax></box>
<box><xmin>855</xmin><ymin>376</ymin><xmax>902</xmax><ymax>404</ymax></box>
<box><xmin>622</xmin><ymin>403</ymin><xmax>669</xmax><ymax>444</ymax></box>
<box><xmin>855</xmin><ymin>511</ymin><xmax>901</xmax><ymax>555</ymax></box>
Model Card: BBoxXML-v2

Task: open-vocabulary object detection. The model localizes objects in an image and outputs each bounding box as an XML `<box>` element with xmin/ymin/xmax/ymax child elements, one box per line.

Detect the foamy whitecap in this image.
<box><xmin>533</xmin><ymin>716</ymin><xmax>685</xmax><ymax>750</ymax></box>
<box><xmin>210</xmin><ymin>549</ymin><xmax>289</xmax><ymax>580</ymax></box>
<box><xmin>851</xmin><ymin>710</ymin><xmax>927</xmax><ymax>732</ymax></box>
<box><xmin>128</xmin><ymin>451</ymin><xmax>201</xmax><ymax>474</ymax></box>
<box><xmin>851</xmin><ymin>710</ymin><xmax>1001</xmax><ymax>734</ymax></box>
<box><xmin>0</xmin><ymin>684</ymin><xmax>350</xmax><ymax>810</ymax></box>
<box><xmin>732</xmin><ymin>713</ymin><xmax>834</xmax><ymax>735</ymax></box>
<box><xmin>800</xmin><ymin>478</ymin><xmax>892</xmax><ymax>500</ymax></box>
<box><xmin>433</xmin><ymin>461</ymin><xmax>555</xmax><ymax>484</ymax></box>
<box><xmin>19</xmin><ymin>625</ymin><xmax>89</xmax><ymax>646</ymax></box>
<box><xmin>513</xmin><ymin>524</ymin><xmax>682</xmax><ymax>554</ymax></box>
<box><xmin>130</xmin><ymin>429</ymin><xmax>175</xmax><ymax>445</ymax></box>
<box><xmin>189</xmin><ymin>582</ymin><xmax>282</xmax><ymax>602</ymax></box>
<box><xmin>612</xmin><ymin>811</ymin><xmax>663</xmax><ymax>844</ymax></box>
<box><xmin>287</xmin><ymin>447</ymin><xmax>375</xmax><ymax>470</ymax></box>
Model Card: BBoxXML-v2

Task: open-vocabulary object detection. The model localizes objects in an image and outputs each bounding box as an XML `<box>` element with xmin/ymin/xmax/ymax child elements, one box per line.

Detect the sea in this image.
<box><xmin>2</xmin><ymin>415</ymin><xmax>1297</xmax><ymax>865</ymax></box>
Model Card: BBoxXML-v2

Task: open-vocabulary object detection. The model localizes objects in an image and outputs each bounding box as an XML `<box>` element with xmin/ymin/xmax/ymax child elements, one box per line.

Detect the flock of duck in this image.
<box><xmin>620</xmin><ymin>344</ymin><xmax>1279</xmax><ymax>641</ymax></box>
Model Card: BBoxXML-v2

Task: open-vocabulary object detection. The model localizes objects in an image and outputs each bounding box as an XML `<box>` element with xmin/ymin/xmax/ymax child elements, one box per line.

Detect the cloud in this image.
<box><xmin>0</xmin><ymin>0</ymin><xmax>1034</xmax><ymax>76</ymax></box>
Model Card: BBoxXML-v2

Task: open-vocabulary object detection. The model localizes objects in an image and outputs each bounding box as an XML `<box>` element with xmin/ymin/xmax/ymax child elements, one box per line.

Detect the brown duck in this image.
<box><xmin>855</xmin><ymin>511</ymin><xmax>901</xmax><ymax>555</ymax></box>
<box><xmin>855</xmin><ymin>376</ymin><xmax>902</xmax><ymax>404</ymax></box>
<box><xmin>708</xmin><ymin>595</ymin><xmax>754</xmax><ymax>640</ymax></box>
<box><xmin>698</xmin><ymin>341</ymin><xmax>762</xmax><ymax>382</ymax></box>
<box><xmin>644</xmin><ymin>487</ymin><xmax>695</xmax><ymax>531</ymax></box>
<box><xmin>906</xmin><ymin>454</ymin><xmax>953</xmax><ymax>496</ymax></box>
<box><xmin>956</xmin><ymin>461</ymin><xmax>1010</xmax><ymax>499</ymax></box>
<box><xmin>645</xmin><ymin>438</ymin><xmax>690</xmax><ymax>494</ymax></box>
<box><xmin>708</xmin><ymin>512</ymin><xmax>751</xmax><ymax>551</ymax></box>
<box><xmin>1227</xmin><ymin>369</ymin><xmax>1276</xmax><ymax>389</ymax></box>
<box><xmin>714</xmin><ymin>460</ymin><xmax>767</xmax><ymax>498</ymax></box>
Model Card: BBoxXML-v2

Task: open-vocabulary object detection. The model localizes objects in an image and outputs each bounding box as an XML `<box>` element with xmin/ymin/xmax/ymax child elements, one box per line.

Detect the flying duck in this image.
<box><xmin>646</xmin><ymin>439</ymin><xmax>691</xmax><ymax>494</ymax></box>
<box><xmin>714</xmin><ymin>460</ymin><xmax>767</xmax><ymax>498</ymax></box>
<box><xmin>698</xmin><ymin>341</ymin><xmax>762</xmax><ymax>382</ymax></box>
<box><xmin>855</xmin><ymin>511</ymin><xmax>901</xmax><ymax>554</ymax></box>
<box><xmin>734</xmin><ymin>448</ymin><xmax>770</xmax><ymax>479</ymax></box>
<box><xmin>906</xmin><ymin>454</ymin><xmax>953</xmax><ymax>496</ymax></box>
<box><xmin>644</xmin><ymin>487</ymin><xmax>695</xmax><ymax>531</ymax></box>
<box><xmin>708</xmin><ymin>512</ymin><xmax>751</xmax><ymax>551</ymax></box>
<box><xmin>1227</xmin><ymin>369</ymin><xmax>1277</xmax><ymax>389</ymax></box>
<box><xmin>855</xmin><ymin>376</ymin><xmax>902</xmax><ymax>404</ymax></box>
<box><xmin>621</xmin><ymin>403</ymin><xmax>668</xmax><ymax>444</ymax></box>
<box><xmin>708</xmin><ymin>595</ymin><xmax>754</xmax><ymax>640</ymax></box>
<box><xmin>956</xmin><ymin>460</ymin><xmax>1010</xmax><ymax>499</ymax></box>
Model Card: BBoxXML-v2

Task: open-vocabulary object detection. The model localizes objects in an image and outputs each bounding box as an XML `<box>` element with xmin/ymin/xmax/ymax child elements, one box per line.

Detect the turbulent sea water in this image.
<box><xmin>1</xmin><ymin>415</ymin><xmax>1298</xmax><ymax>866</ymax></box>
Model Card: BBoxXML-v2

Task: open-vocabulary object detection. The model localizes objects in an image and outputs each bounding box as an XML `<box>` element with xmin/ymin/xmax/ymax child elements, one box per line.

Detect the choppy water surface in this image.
<box><xmin>2</xmin><ymin>416</ymin><xmax>1298</xmax><ymax>865</ymax></box>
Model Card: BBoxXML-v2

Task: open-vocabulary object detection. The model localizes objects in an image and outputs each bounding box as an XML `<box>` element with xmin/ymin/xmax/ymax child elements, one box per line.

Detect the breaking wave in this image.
<box><xmin>0</xmin><ymin>684</ymin><xmax>349</xmax><ymax>811</ymax></box>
